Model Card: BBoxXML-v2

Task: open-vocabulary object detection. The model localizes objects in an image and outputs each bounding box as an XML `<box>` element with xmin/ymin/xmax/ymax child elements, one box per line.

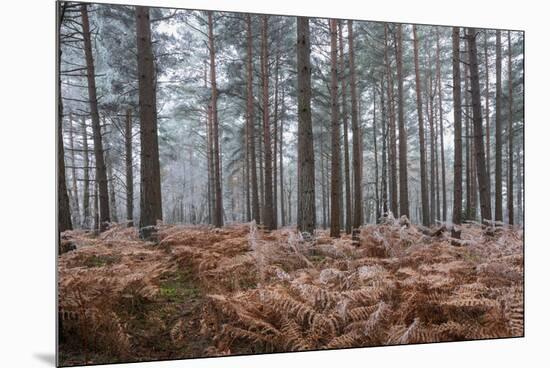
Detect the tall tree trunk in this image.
<box><xmin>204</xmin><ymin>61</ymin><xmax>213</xmax><ymax>224</ymax></box>
<box><xmin>125</xmin><ymin>108</ymin><xmax>134</xmax><ymax>227</ymax></box>
<box><xmin>320</xmin><ymin>150</ymin><xmax>327</xmax><ymax>229</ymax></box>
<box><xmin>58</xmin><ymin>3</ymin><xmax>72</xmax><ymax>234</ymax></box>
<box><xmin>136</xmin><ymin>6</ymin><xmax>163</xmax><ymax>235</ymax></box>
<box><xmin>279</xmin><ymin>86</ymin><xmax>286</xmax><ymax>226</ymax></box>
<box><xmin>381</xmin><ymin>79</ymin><xmax>389</xmax><ymax>216</ymax></box>
<box><xmin>373</xmin><ymin>85</ymin><xmax>380</xmax><ymax>222</ymax></box>
<box><xmin>467</xmin><ymin>28</ymin><xmax>492</xmax><ymax>224</ymax></box>
<box><xmin>516</xmin><ymin>141</ymin><xmax>522</xmax><ymax>225</ymax></box>
<box><xmin>260</xmin><ymin>15</ymin><xmax>274</xmax><ymax>231</ymax></box>
<box><xmin>81</xmin><ymin>116</ymin><xmax>90</xmax><ymax>228</ymax></box>
<box><xmin>68</xmin><ymin>113</ymin><xmax>81</xmax><ymax>226</ymax></box>
<box><xmin>494</xmin><ymin>30</ymin><xmax>503</xmax><ymax>222</ymax></box>
<box><xmin>246</xmin><ymin>15</ymin><xmax>260</xmax><ymax>225</ymax></box>
<box><xmin>484</xmin><ymin>31</ymin><xmax>492</xmax><ymax>208</ymax></box>
<box><xmin>338</xmin><ymin>21</ymin><xmax>352</xmax><ymax>234</ymax></box>
<box><xmin>507</xmin><ymin>31</ymin><xmax>514</xmax><ymax>225</ymax></box>
<box><xmin>384</xmin><ymin>25</ymin><xmax>398</xmax><ymax>216</ymax></box>
<box><xmin>464</xmin><ymin>39</ymin><xmax>473</xmax><ymax>220</ymax></box>
<box><xmin>395</xmin><ymin>24</ymin><xmax>409</xmax><ymax>218</ymax></box>
<box><xmin>296</xmin><ymin>17</ymin><xmax>316</xmax><ymax>234</ymax></box>
<box><xmin>329</xmin><ymin>19</ymin><xmax>341</xmax><ymax>238</ymax></box>
<box><xmin>81</xmin><ymin>4</ymin><xmax>110</xmax><ymax>231</ymax></box>
<box><xmin>273</xmin><ymin>50</ymin><xmax>280</xmax><ymax>228</ymax></box>
<box><xmin>413</xmin><ymin>25</ymin><xmax>430</xmax><ymax>226</ymax></box>
<box><xmin>93</xmin><ymin>182</ymin><xmax>99</xmax><ymax>233</ymax></box>
<box><xmin>207</xmin><ymin>11</ymin><xmax>223</xmax><ymax>228</ymax></box>
<box><xmin>452</xmin><ymin>27</ymin><xmax>463</xmax><ymax>237</ymax></box>
<box><xmin>104</xmin><ymin>116</ymin><xmax>118</xmax><ymax>223</ymax></box>
<box><xmin>348</xmin><ymin>20</ymin><xmax>363</xmax><ymax>230</ymax></box>
<box><xmin>428</xmin><ymin>82</ymin><xmax>437</xmax><ymax>225</ymax></box>
<box><xmin>436</xmin><ymin>28</ymin><xmax>447</xmax><ymax>222</ymax></box>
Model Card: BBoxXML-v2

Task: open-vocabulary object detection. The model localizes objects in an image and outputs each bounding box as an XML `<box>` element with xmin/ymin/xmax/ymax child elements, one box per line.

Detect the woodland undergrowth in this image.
<box><xmin>58</xmin><ymin>216</ymin><xmax>523</xmax><ymax>364</ymax></box>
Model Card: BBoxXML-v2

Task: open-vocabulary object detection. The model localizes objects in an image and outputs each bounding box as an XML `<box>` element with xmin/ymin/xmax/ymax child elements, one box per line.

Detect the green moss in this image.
<box><xmin>158</xmin><ymin>268</ymin><xmax>201</xmax><ymax>302</ymax></box>
<box><xmin>83</xmin><ymin>254</ymin><xmax>121</xmax><ymax>268</ymax></box>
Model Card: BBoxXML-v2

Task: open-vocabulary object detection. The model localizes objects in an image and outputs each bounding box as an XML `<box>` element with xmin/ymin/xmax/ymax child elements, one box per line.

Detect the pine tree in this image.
<box><xmin>296</xmin><ymin>17</ymin><xmax>316</xmax><ymax>234</ymax></box>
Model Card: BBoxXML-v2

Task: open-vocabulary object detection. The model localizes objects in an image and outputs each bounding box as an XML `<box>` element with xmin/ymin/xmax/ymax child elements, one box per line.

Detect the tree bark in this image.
<box><xmin>136</xmin><ymin>6</ymin><xmax>163</xmax><ymax>235</ymax></box>
<box><xmin>507</xmin><ymin>31</ymin><xmax>514</xmax><ymax>225</ymax></box>
<box><xmin>413</xmin><ymin>26</ymin><xmax>430</xmax><ymax>226</ymax></box>
<box><xmin>246</xmin><ymin>15</ymin><xmax>260</xmax><ymax>225</ymax></box>
<box><xmin>395</xmin><ymin>24</ymin><xmax>409</xmax><ymax>218</ymax></box>
<box><xmin>81</xmin><ymin>4</ymin><xmax>110</xmax><ymax>231</ymax></box>
<box><xmin>125</xmin><ymin>108</ymin><xmax>134</xmax><ymax>227</ymax></box>
<box><xmin>348</xmin><ymin>20</ymin><xmax>363</xmax><ymax>230</ymax></box>
<box><xmin>384</xmin><ymin>25</ymin><xmax>398</xmax><ymax>216</ymax></box>
<box><xmin>260</xmin><ymin>15</ymin><xmax>274</xmax><ymax>231</ymax></box>
<box><xmin>373</xmin><ymin>85</ymin><xmax>380</xmax><ymax>222</ymax></box>
<box><xmin>436</xmin><ymin>28</ymin><xmax>447</xmax><ymax>222</ymax></box>
<box><xmin>58</xmin><ymin>2</ymin><xmax>72</xmax><ymax>234</ymax></box>
<box><xmin>207</xmin><ymin>11</ymin><xmax>223</xmax><ymax>228</ymax></box>
<box><xmin>273</xmin><ymin>49</ymin><xmax>280</xmax><ymax>229</ymax></box>
<box><xmin>338</xmin><ymin>21</ymin><xmax>352</xmax><ymax>234</ymax></box>
<box><xmin>81</xmin><ymin>116</ymin><xmax>90</xmax><ymax>228</ymax></box>
<box><xmin>296</xmin><ymin>17</ymin><xmax>316</xmax><ymax>234</ymax></box>
<box><xmin>495</xmin><ymin>30</ymin><xmax>503</xmax><ymax>222</ymax></box>
<box><xmin>279</xmin><ymin>85</ymin><xmax>286</xmax><ymax>226</ymax></box>
<box><xmin>484</xmin><ymin>31</ymin><xmax>492</xmax><ymax>207</ymax></box>
<box><xmin>329</xmin><ymin>19</ymin><xmax>341</xmax><ymax>238</ymax></box>
<box><xmin>467</xmin><ymin>28</ymin><xmax>492</xmax><ymax>224</ymax></box>
<box><xmin>68</xmin><ymin>113</ymin><xmax>80</xmax><ymax>226</ymax></box>
<box><xmin>452</xmin><ymin>27</ymin><xmax>463</xmax><ymax>237</ymax></box>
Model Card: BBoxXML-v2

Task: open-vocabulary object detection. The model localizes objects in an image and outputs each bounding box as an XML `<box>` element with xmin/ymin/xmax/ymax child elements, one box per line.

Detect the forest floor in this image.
<box><xmin>58</xmin><ymin>217</ymin><xmax>524</xmax><ymax>366</ymax></box>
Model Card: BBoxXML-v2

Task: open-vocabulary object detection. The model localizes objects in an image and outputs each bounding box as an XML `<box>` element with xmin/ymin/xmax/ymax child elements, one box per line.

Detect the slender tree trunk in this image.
<box><xmin>125</xmin><ymin>108</ymin><xmax>134</xmax><ymax>227</ymax></box>
<box><xmin>320</xmin><ymin>150</ymin><xmax>327</xmax><ymax>229</ymax></box>
<box><xmin>279</xmin><ymin>86</ymin><xmax>286</xmax><ymax>226</ymax></box>
<box><xmin>81</xmin><ymin>117</ymin><xmax>90</xmax><ymax>228</ymax></box>
<box><xmin>296</xmin><ymin>17</ymin><xmax>316</xmax><ymax>234</ymax></box>
<box><xmin>258</xmin><ymin>116</ymin><xmax>264</xmax><ymax>220</ymax></box>
<box><xmin>434</xmin><ymin>98</ymin><xmax>441</xmax><ymax>222</ymax></box>
<box><xmin>428</xmin><ymin>83</ymin><xmax>437</xmax><ymax>225</ymax></box>
<box><xmin>68</xmin><ymin>113</ymin><xmax>81</xmax><ymax>226</ymax></box>
<box><xmin>81</xmin><ymin>4</ymin><xmax>110</xmax><ymax>231</ymax></box>
<box><xmin>452</xmin><ymin>27</ymin><xmax>463</xmax><ymax>237</ymax></box>
<box><xmin>329</xmin><ymin>19</ymin><xmax>341</xmax><ymax>238</ymax></box>
<box><xmin>58</xmin><ymin>3</ymin><xmax>72</xmax><ymax>234</ymax></box>
<box><xmin>104</xmin><ymin>116</ymin><xmax>118</xmax><ymax>223</ymax></box>
<box><xmin>436</xmin><ymin>28</ymin><xmax>447</xmax><ymax>222</ymax></box>
<box><xmin>337</xmin><ymin>21</ymin><xmax>352</xmax><ymax>234</ymax></box>
<box><xmin>381</xmin><ymin>79</ymin><xmax>389</xmax><ymax>216</ymax></box>
<box><xmin>136</xmin><ymin>6</ymin><xmax>163</xmax><ymax>236</ymax></box>
<box><xmin>93</xmin><ymin>182</ymin><xmax>99</xmax><ymax>233</ymax></box>
<box><xmin>246</xmin><ymin>15</ymin><xmax>260</xmax><ymax>225</ymax></box>
<box><xmin>273</xmin><ymin>50</ymin><xmax>280</xmax><ymax>228</ymax></box>
<box><xmin>484</xmin><ymin>31</ymin><xmax>492</xmax><ymax>208</ymax></box>
<box><xmin>464</xmin><ymin>40</ymin><xmax>473</xmax><ymax>220</ymax></box>
<box><xmin>516</xmin><ymin>141</ymin><xmax>522</xmax><ymax>225</ymax></box>
<box><xmin>413</xmin><ymin>26</ymin><xmax>430</xmax><ymax>226</ymax></box>
<box><xmin>507</xmin><ymin>31</ymin><xmax>514</xmax><ymax>225</ymax></box>
<box><xmin>395</xmin><ymin>24</ymin><xmax>409</xmax><ymax>218</ymax></box>
<box><xmin>373</xmin><ymin>85</ymin><xmax>380</xmax><ymax>222</ymax></box>
<box><xmin>260</xmin><ymin>15</ymin><xmax>274</xmax><ymax>231</ymax></box>
<box><xmin>467</xmin><ymin>28</ymin><xmax>492</xmax><ymax>224</ymax></box>
<box><xmin>495</xmin><ymin>30</ymin><xmax>503</xmax><ymax>222</ymax></box>
<box><xmin>348</xmin><ymin>20</ymin><xmax>363</xmax><ymax>230</ymax></box>
<box><xmin>208</xmin><ymin>11</ymin><xmax>223</xmax><ymax>228</ymax></box>
<box><xmin>384</xmin><ymin>25</ymin><xmax>398</xmax><ymax>216</ymax></box>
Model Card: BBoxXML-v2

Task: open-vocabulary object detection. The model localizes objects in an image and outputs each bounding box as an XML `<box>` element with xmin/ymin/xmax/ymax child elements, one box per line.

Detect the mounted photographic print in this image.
<box><xmin>57</xmin><ymin>0</ymin><xmax>524</xmax><ymax>366</ymax></box>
